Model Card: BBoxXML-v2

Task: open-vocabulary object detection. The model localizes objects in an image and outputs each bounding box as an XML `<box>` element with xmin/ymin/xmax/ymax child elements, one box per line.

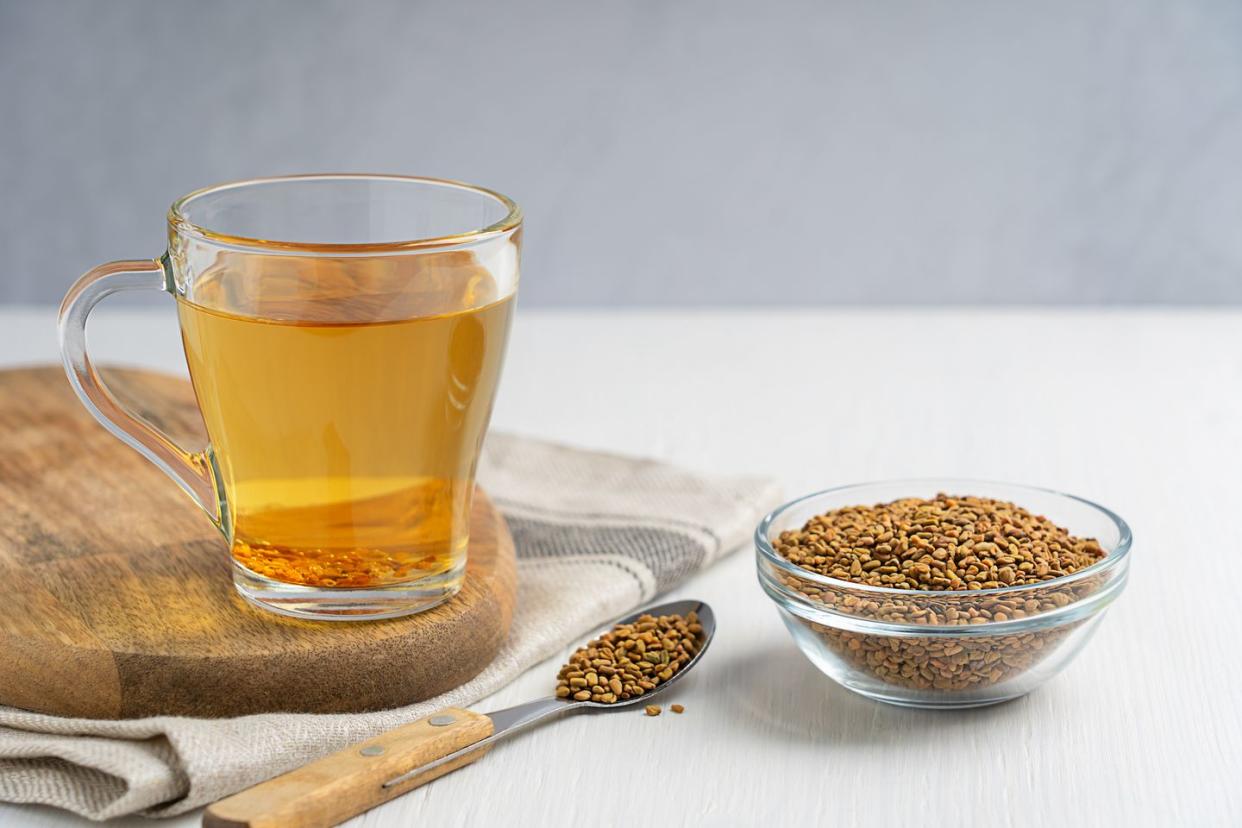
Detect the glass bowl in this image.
<box><xmin>755</xmin><ymin>480</ymin><xmax>1131</xmax><ymax>709</ymax></box>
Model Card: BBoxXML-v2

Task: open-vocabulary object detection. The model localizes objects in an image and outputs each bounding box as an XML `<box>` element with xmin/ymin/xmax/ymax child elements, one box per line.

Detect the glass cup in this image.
<box><xmin>58</xmin><ymin>174</ymin><xmax>521</xmax><ymax>620</ymax></box>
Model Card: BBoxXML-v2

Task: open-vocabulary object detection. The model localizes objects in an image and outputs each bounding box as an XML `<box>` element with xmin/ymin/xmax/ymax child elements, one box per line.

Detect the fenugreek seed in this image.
<box><xmin>553</xmin><ymin>612</ymin><xmax>705</xmax><ymax>705</ymax></box>
<box><xmin>772</xmin><ymin>493</ymin><xmax>1107</xmax><ymax>696</ymax></box>
<box><xmin>645</xmin><ymin>705</ymin><xmax>661</xmax><ymax>716</ymax></box>
<box><xmin>670</xmin><ymin>704</ymin><xmax>684</xmax><ymax>714</ymax></box>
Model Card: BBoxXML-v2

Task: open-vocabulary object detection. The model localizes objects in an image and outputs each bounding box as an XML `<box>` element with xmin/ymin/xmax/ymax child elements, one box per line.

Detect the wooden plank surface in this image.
<box><xmin>0</xmin><ymin>366</ymin><xmax>516</xmax><ymax>718</ymax></box>
<box><xmin>0</xmin><ymin>309</ymin><xmax>1237</xmax><ymax>827</ymax></box>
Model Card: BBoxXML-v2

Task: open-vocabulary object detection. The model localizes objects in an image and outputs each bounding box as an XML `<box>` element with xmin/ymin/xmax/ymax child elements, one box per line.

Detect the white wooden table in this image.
<box><xmin>0</xmin><ymin>307</ymin><xmax>1238</xmax><ymax>827</ymax></box>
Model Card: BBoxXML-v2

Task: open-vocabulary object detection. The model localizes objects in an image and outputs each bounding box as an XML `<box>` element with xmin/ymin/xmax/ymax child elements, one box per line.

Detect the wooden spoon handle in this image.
<box><xmin>203</xmin><ymin>708</ymin><xmax>494</xmax><ymax>828</ymax></box>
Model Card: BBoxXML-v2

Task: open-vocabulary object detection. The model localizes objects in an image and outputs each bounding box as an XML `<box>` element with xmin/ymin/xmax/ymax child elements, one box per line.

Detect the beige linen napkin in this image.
<box><xmin>0</xmin><ymin>434</ymin><xmax>779</xmax><ymax>819</ymax></box>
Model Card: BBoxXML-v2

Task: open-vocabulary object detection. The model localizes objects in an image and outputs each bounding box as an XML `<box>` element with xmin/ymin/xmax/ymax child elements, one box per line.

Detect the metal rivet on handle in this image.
<box><xmin>428</xmin><ymin>714</ymin><xmax>456</xmax><ymax>727</ymax></box>
<box><xmin>360</xmin><ymin>745</ymin><xmax>385</xmax><ymax>757</ymax></box>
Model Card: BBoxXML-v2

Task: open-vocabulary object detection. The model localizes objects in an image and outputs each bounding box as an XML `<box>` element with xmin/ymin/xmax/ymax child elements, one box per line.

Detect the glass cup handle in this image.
<box><xmin>57</xmin><ymin>258</ymin><xmax>221</xmax><ymax>526</ymax></box>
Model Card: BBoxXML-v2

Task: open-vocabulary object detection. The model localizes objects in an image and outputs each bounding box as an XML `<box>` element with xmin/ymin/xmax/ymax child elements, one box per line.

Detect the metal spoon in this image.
<box><xmin>203</xmin><ymin>599</ymin><xmax>716</xmax><ymax>828</ymax></box>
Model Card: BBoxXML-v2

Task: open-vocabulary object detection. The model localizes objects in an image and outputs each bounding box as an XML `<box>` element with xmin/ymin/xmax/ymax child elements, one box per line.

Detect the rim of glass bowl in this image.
<box><xmin>169</xmin><ymin>173</ymin><xmax>523</xmax><ymax>254</ymax></box>
<box><xmin>755</xmin><ymin>478</ymin><xmax>1132</xmax><ymax>635</ymax></box>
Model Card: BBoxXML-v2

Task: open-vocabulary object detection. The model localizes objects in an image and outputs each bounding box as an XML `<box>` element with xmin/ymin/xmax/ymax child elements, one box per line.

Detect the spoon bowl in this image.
<box><xmin>571</xmin><ymin>598</ymin><xmax>716</xmax><ymax>710</ymax></box>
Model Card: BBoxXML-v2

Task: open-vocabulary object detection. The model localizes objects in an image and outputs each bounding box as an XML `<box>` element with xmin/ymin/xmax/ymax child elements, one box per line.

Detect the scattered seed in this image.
<box><xmin>670</xmin><ymin>704</ymin><xmax>685</xmax><ymax>714</ymax></box>
<box><xmin>645</xmin><ymin>705</ymin><xmax>661</xmax><ymax>716</ymax></box>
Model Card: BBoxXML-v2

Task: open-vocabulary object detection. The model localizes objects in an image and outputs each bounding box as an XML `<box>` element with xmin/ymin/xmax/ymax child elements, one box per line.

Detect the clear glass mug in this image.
<box><xmin>58</xmin><ymin>175</ymin><xmax>521</xmax><ymax>620</ymax></box>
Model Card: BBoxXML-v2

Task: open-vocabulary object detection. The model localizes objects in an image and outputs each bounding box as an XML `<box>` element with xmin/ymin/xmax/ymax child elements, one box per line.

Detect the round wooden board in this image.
<box><xmin>0</xmin><ymin>366</ymin><xmax>516</xmax><ymax>720</ymax></box>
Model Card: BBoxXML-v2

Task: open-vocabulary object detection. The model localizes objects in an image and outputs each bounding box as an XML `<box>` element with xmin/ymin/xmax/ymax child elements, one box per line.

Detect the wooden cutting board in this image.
<box><xmin>0</xmin><ymin>366</ymin><xmax>516</xmax><ymax>719</ymax></box>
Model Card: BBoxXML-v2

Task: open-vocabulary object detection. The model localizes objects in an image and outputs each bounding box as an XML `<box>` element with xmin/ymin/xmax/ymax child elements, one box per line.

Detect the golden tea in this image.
<box><xmin>60</xmin><ymin>174</ymin><xmax>521</xmax><ymax>619</ymax></box>
<box><xmin>177</xmin><ymin>252</ymin><xmax>513</xmax><ymax>590</ymax></box>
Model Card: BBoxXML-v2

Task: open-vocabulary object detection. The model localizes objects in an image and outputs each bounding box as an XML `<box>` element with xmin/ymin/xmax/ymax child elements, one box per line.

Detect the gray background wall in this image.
<box><xmin>2</xmin><ymin>0</ymin><xmax>1240</xmax><ymax>307</ymax></box>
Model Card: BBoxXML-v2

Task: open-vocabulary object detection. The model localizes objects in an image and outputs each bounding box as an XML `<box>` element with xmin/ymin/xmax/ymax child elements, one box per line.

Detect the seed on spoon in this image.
<box><xmin>555</xmin><ymin>612</ymin><xmax>703</xmax><ymax>703</ymax></box>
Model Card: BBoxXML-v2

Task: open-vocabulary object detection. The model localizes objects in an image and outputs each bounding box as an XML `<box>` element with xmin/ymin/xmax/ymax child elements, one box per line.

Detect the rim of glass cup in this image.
<box><xmin>755</xmin><ymin>478</ymin><xmax>1132</xmax><ymax>600</ymax></box>
<box><xmin>168</xmin><ymin>173</ymin><xmax>523</xmax><ymax>254</ymax></box>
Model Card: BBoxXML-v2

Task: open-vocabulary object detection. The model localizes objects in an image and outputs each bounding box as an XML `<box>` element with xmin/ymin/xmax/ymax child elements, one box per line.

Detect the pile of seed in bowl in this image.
<box><xmin>773</xmin><ymin>493</ymin><xmax>1104</xmax><ymax>592</ymax></box>
<box><xmin>555</xmin><ymin>611</ymin><xmax>703</xmax><ymax>704</ymax></box>
<box><xmin>772</xmin><ymin>494</ymin><xmax>1107</xmax><ymax>693</ymax></box>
